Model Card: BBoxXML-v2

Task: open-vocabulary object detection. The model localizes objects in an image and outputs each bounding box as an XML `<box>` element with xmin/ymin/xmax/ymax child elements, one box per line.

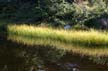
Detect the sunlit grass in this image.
<box><xmin>7</xmin><ymin>25</ymin><xmax>108</xmax><ymax>57</ymax></box>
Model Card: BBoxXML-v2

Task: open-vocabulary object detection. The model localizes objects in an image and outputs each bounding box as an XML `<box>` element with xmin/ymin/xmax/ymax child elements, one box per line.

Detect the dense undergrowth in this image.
<box><xmin>0</xmin><ymin>0</ymin><xmax>108</xmax><ymax>28</ymax></box>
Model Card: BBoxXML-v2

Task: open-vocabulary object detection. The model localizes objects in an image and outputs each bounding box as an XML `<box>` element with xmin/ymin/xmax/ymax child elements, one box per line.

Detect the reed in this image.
<box><xmin>7</xmin><ymin>25</ymin><xmax>108</xmax><ymax>57</ymax></box>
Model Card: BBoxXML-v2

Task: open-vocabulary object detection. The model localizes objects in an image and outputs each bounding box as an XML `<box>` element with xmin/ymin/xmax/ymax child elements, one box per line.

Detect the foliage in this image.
<box><xmin>72</xmin><ymin>24</ymin><xmax>89</xmax><ymax>30</ymax></box>
<box><xmin>0</xmin><ymin>0</ymin><xmax>108</xmax><ymax>28</ymax></box>
<box><xmin>72</xmin><ymin>0</ymin><xmax>108</xmax><ymax>25</ymax></box>
<box><xmin>1</xmin><ymin>0</ymin><xmax>108</xmax><ymax>69</ymax></box>
<box><xmin>38</xmin><ymin>0</ymin><xmax>75</xmax><ymax>26</ymax></box>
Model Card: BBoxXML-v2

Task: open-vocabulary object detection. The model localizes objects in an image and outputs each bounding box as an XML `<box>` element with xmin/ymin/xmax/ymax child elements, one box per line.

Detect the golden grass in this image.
<box><xmin>7</xmin><ymin>25</ymin><xmax>108</xmax><ymax>57</ymax></box>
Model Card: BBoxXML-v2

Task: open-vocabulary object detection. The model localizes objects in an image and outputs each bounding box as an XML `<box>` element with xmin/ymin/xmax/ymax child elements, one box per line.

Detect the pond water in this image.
<box><xmin>45</xmin><ymin>54</ymin><xmax>108</xmax><ymax>71</ymax></box>
<box><xmin>0</xmin><ymin>39</ymin><xmax>108</xmax><ymax>71</ymax></box>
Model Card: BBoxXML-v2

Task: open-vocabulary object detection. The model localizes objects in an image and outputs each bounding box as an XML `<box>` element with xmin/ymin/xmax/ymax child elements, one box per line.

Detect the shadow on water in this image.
<box><xmin>0</xmin><ymin>39</ymin><xmax>108</xmax><ymax>71</ymax></box>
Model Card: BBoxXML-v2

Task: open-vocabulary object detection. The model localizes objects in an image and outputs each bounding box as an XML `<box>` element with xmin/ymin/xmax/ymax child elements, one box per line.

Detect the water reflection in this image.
<box><xmin>0</xmin><ymin>40</ymin><xmax>108</xmax><ymax>71</ymax></box>
<box><xmin>46</xmin><ymin>54</ymin><xmax>108</xmax><ymax>71</ymax></box>
<box><xmin>56</xmin><ymin>63</ymin><xmax>79</xmax><ymax>71</ymax></box>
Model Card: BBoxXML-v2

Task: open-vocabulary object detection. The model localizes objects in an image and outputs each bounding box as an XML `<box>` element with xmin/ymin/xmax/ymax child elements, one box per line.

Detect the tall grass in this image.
<box><xmin>7</xmin><ymin>25</ymin><xmax>108</xmax><ymax>57</ymax></box>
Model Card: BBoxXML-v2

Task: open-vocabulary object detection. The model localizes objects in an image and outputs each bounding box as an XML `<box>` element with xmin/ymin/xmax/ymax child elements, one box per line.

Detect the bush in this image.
<box><xmin>1</xmin><ymin>0</ymin><xmax>108</xmax><ymax>28</ymax></box>
<box><xmin>73</xmin><ymin>24</ymin><xmax>89</xmax><ymax>30</ymax></box>
<box><xmin>72</xmin><ymin>0</ymin><xmax>108</xmax><ymax>30</ymax></box>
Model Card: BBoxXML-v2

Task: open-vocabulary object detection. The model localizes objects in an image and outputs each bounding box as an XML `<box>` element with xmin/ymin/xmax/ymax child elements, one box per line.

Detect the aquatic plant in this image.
<box><xmin>7</xmin><ymin>25</ymin><xmax>108</xmax><ymax>58</ymax></box>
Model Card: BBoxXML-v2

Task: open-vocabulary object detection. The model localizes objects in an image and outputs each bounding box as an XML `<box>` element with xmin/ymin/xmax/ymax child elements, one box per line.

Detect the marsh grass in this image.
<box><xmin>7</xmin><ymin>25</ymin><xmax>108</xmax><ymax>57</ymax></box>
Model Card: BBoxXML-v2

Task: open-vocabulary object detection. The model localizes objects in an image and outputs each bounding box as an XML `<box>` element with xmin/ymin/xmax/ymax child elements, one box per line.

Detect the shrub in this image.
<box><xmin>73</xmin><ymin>24</ymin><xmax>89</xmax><ymax>30</ymax></box>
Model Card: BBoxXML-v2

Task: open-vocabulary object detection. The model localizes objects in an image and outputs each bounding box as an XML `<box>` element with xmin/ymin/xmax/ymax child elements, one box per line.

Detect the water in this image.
<box><xmin>45</xmin><ymin>54</ymin><xmax>108</xmax><ymax>71</ymax></box>
<box><xmin>0</xmin><ymin>39</ymin><xmax>108</xmax><ymax>71</ymax></box>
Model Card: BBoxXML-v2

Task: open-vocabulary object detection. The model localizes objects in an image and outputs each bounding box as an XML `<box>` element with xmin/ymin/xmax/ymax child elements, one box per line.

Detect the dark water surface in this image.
<box><xmin>46</xmin><ymin>54</ymin><xmax>108</xmax><ymax>71</ymax></box>
<box><xmin>0</xmin><ymin>39</ymin><xmax>108</xmax><ymax>71</ymax></box>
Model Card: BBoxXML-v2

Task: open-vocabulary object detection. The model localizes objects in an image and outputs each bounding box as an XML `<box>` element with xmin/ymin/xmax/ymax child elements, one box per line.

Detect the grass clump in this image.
<box><xmin>7</xmin><ymin>25</ymin><xmax>108</xmax><ymax>57</ymax></box>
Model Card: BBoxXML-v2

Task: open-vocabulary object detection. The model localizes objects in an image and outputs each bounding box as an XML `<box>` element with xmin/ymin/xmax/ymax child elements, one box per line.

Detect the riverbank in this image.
<box><xmin>8</xmin><ymin>25</ymin><xmax>108</xmax><ymax>46</ymax></box>
<box><xmin>7</xmin><ymin>24</ymin><xmax>108</xmax><ymax>64</ymax></box>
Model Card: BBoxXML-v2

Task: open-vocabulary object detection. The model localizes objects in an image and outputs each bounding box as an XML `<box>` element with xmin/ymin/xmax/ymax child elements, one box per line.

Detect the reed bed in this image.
<box><xmin>7</xmin><ymin>25</ymin><xmax>108</xmax><ymax>57</ymax></box>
